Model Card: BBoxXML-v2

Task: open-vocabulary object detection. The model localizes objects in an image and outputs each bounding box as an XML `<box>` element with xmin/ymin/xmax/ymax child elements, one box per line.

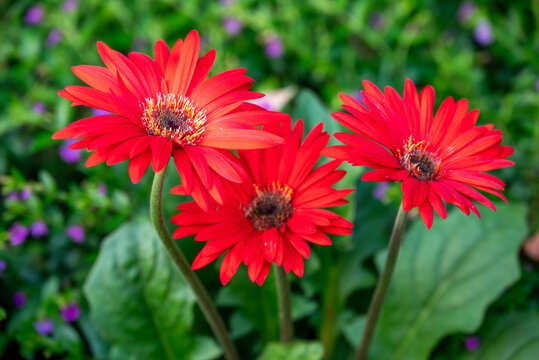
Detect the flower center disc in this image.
<box><xmin>245</xmin><ymin>183</ymin><xmax>294</xmax><ymax>231</ymax></box>
<box><xmin>141</xmin><ymin>93</ymin><xmax>207</xmax><ymax>145</ymax></box>
<box><xmin>399</xmin><ymin>137</ymin><xmax>440</xmax><ymax>181</ymax></box>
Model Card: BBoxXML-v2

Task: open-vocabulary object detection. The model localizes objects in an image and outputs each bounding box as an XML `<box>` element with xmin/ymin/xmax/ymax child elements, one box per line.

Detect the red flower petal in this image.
<box><xmin>262</xmin><ymin>228</ymin><xmax>279</xmax><ymax>263</ymax></box>
<box><xmin>200</xmin><ymin>129</ymin><xmax>284</xmax><ymax>149</ymax></box>
<box><xmin>154</xmin><ymin>39</ymin><xmax>170</xmax><ymax>75</ymax></box>
<box><xmin>150</xmin><ymin>137</ymin><xmax>172</xmax><ymax>172</ymax></box>
<box><xmin>128</xmin><ymin>150</ymin><xmax>152</xmax><ymax>183</ymax></box>
<box><xmin>418</xmin><ymin>201</ymin><xmax>434</xmax><ymax>229</ymax></box>
<box><xmin>220</xmin><ymin>241</ymin><xmax>245</xmax><ymax>285</ymax></box>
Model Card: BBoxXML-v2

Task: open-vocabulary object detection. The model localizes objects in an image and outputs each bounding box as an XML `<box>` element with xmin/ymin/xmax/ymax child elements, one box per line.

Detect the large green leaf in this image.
<box><xmin>83</xmin><ymin>220</ymin><xmax>221</xmax><ymax>360</ymax></box>
<box><xmin>258</xmin><ymin>341</ymin><xmax>325</xmax><ymax>360</ymax></box>
<box><xmin>457</xmin><ymin>313</ymin><xmax>539</xmax><ymax>360</ymax></box>
<box><xmin>356</xmin><ymin>204</ymin><xmax>527</xmax><ymax>360</ymax></box>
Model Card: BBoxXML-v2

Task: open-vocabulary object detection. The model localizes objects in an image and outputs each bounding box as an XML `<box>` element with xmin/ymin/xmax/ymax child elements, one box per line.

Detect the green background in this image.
<box><xmin>1</xmin><ymin>0</ymin><xmax>538</xmax><ymax>359</ymax></box>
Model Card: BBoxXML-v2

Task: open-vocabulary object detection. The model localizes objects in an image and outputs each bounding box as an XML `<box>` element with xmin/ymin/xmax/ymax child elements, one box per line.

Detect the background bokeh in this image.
<box><xmin>1</xmin><ymin>0</ymin><xmax>538</xmax><ymax>359</ymax></box>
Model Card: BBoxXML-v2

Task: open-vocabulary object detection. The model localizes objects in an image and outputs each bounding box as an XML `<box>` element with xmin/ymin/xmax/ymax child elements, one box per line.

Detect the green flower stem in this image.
<box><xmin>150</xmin><ymin>166</ymin><xmax>240</xmax><ymax>360</ymax></box>
<box><xmin>356</xmin><ymin>202</ymin><xmax>408</xmax><ymax>360</ymax></box>
<box><xmin>274</xmin><ymin>264</ymin><xmax>294</xmax><ymax>344</ymax></box>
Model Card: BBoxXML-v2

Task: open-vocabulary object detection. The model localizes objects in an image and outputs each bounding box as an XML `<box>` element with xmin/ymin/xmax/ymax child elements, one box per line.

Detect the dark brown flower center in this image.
<box><xmin>155</xmin><ymin>108</ymin><xmax>193</xmax><ymax>133</ymax></box>
<box><xmin>140</xmin><ymin>93</ymin><xmax>207</xmax><ymax>145</ymax></box>
<box><xmin>245</xmin><ymin>183</ymin><xmax>294</xmax><ymax>231</ymax></box>
<box><xmin>399</xmin><ymin>136</ymin><xmax>440</xmax><ymax>181</ymax></box>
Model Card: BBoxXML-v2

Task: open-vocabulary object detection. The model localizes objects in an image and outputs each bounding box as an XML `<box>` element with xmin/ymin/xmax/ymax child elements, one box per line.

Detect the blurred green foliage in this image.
<box><xmin>1</xmin><ymin>0</ymin><xmax>538</xmax><ymax>359</ymax></box>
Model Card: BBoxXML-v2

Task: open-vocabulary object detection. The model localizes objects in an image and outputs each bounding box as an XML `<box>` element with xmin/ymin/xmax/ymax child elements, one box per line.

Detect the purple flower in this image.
<box><xmin>30</xmin><ymin>220</ymin><xmax>49</xmax><ymax>237</ymax></box>
<box><xmin>369</xmin><ymin>12</ymin><xmax>385</xmax><ymax>30</ymax></box>
<box><xmin>352</xmin><ymin>90</ymin><xmax>365</xmax><ymax>102</ymax></box>
<box><xmin>13</xmin><ymin>292</ymin><xmax>27</xmax><ymax>308</ymax></box>
<box><xmin>265</xmin><ymin>36</ymin><xmax>284</xmax><ymax>59</ymax></box>
<box><xmin>20</xmin><ymin>187</ymin><xmax>32</xmax><ymax>201</ymax></box>
<box><xmin>59</xmin><ymin>303</ymin><xmax>81</xmax><ymax>322</ymax></box>
<box><xmin>62</xmin><ymin>0</ymin><xmax>78</xmax><ymax>12</ymax></box>
<box><xmin>66</xmin><ymin>225</ymin><xmax>85</xmax><ymax>243</ymax></box>
<box><xmin>34</xmin><ymin>319</ymin><xmax>54</xmax><ymax>336</ymax></box>
<box><xmin>59</xmin><ymin>139</ymin><xmax>82</xmax><ymax>163</ymax></box>
<box><xmin>257</xmin><ymin>100</ymin><xmax>274</xmax><ymax>111</ymax></box>
<box><xmin>132</xmin><ymin>38</ymin><xmax>148</xmax><ymax>51</ymax></box>
<box><xmin>458</xmin><ymin>2</ymin><xmax>477</xmax><ymax>23</ymax></box>
<box><xmin>0</xmin><ymin>260</ymin><xmax>6</xmax><ymax>277</ymax></box>
<box><xmin>5</xmin><ymin>192</ymin><xmax>19</xmax><ymax>202</ymax></box>
<box><xmin>8</xmin><ymin>223</ymin><xmax>29</xmax><ymax>246</ymax></box>
<box><xmin>46</xmin><ymin>29</ymin><xmax>62</xmax><ymax>47</ymax></box>
<box><xmin>465</xmin><ymin>336</ymin><xmax>480</xmax><ymax>351</ymax></box>
<box><xmin>474</xmin><ymin>19</ymin><xmax>494</xmax><ymax>46</ymax></box>
<box><xmin>24</xmin><ymin>4</ymin><xmax>44</xmax><ymax>25</ymax></box>
<box><xmin>97</xmin><ymin>183</ymin><xmax>107</xmax><ymax>195</ymax></box>
<box><xmin>91</xmin><ymin>108</ymin><xmax>111</xmax><ymax>117</ymax></box>
<box><xmin>535</xmin><ymin>78</ymin><xmax>539</xmax><ymax>92</ymax></box>
<box><xmin>372</xmin><ymin>182</ymin><xmax>390</xmax><ymax>200</ymax></box>
<box><xmin>223</xmin><ymin>17</ymin><xmax>242</xmax><ymax>36</ymax></box>
<box><xmin>33</xmin><ymin>102</ymin><xmax>46</xmax><ymax>114</ymax></box>
<box><xmin>220</xmin><ymin>0</ymin><xmax>236</xmax><ymax>6</ymax></box>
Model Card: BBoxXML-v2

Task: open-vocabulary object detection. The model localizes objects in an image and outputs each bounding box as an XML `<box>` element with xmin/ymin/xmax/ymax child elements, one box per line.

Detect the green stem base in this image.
<box><xmin>274</xmin><ymin>265</ymin><xmax>294</xmax><ymax>344</ymax></box>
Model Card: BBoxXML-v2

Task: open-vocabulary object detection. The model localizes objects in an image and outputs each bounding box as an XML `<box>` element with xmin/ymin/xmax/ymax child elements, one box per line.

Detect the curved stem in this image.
<box><xmin>273</xmin><ymin>265</ymin><xmax>293</xmax><ymax>344</ymax></box>
<box><xmin>150</xmin><ymin>166</ymin><xmax>240</xmax><ymax>360</ymax></box>
<box><xmin>356</xmin><ymin>202</ymin><xmax>408</xmax><ymax>360</ymax></box>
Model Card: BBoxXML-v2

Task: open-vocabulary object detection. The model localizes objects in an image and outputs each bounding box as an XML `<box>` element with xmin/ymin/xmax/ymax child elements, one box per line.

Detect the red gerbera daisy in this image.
<box><xmin>171</xmin><ymin>120</ymin><xmax>354</xmax><ymax>285</ymax></box>
<box><xmin>323</xmin><ymin>79</ymin><xmax>514</xmax><ymax>229</ymax></box>
<box><xmin>52</xmin><ymin>30</ymin><xmax>287</xmax><ymax>210</ymax></box>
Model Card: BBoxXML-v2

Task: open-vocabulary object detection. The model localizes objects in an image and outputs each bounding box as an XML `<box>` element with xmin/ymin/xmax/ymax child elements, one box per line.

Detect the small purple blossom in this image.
<box><xmin>66</xmin><ymin>225</ymin><xmax>85</xmax><ymax>243</ymax></box>
<box><xmin>458</xmin><ymin>2</ymin><xmax>477</xmax><ymax>23</ymax></box>
<box><xmin>20</xmin><ymin>187</ymin><xmax>32</xmax><ymax>201</ymax></box>
<box><xmin>5</xmin><ymin>192</ymin><xmax>19</xmax><ymax>202</ymax></box>
<box><xmin>0</xmin><ymin>260</ymin><xmax>6</xmax><ymax>277</ymax></box>
<box><xmin>46</xmin><ymin>29</ymin><xmax>62</xmax><ymax>47</ymax></box>
<box><xmin>369</xmin><ymin>12</ymin><xmax>385</xmax><ymax>30</ymax></box>
<box><xmin>59</xmin><ymin>303</ymin><xmax>81</xmax><ymax>322</ymax></box>
<box><xmin>91</xmin><ymin>108</ymin><xmax>111</xmax><ymax>117</ymax></box>
<box><xmin>34</xmin><ymin>319</ymin><xmax>54</xmax><ymax>336</ymax></box>
<box><xmin>132</xmin><ymin>38</ymin><xmax>148</xmax><ymax>51</ymax></box>
<box><xmin>13</xmin><ymin>292</ymin><xmax>27</xmax><ymax>308</ymax></box>
<box><xmin>33</xmin><ymin>102</ymin><xmax>46</xmax><ymax>114</ymax></box>
<box><xmin>59</xmin><ymin>139</ymin><xmax>82</xmax><ymax>163</ymax></box>
<box><xmin>62</xmin><ymin>0</ymin><xmax>78</xmax><ymax>12</ymax></box>
<box><xmin>265</xmin><ymin>36</ymin><xmax>284</xmax><ymax>59</ymax></box>
<box><xmin>352</xmin><ymin>90</ymin><xmax>365</xmax><ymax>103</ymax></box>
<box><xmin>97</xmin><ymin>183</ymin><xmax>107</xmax><ymax>195</ymax></box>
<box><xmin>465</xmin><ymin>336</ymin><xmax>480</xmax><ymax>351</ymax></box>
<box><xmin>220</xmin><ymin>0</ymin><xmax>236</xmax><ymax>6</ymax></box>
<box><xmin>535</xmin><ymin>78</ymin><xmax>539</xmax><ymax>92</ymax></box>
<box><xmin>30</xmin><ymin>220</ymin><xmax>49</xmax><ymax>238</ymax></box>
<box><xmin>257</xmin><ymin>100</ymin><xmax>274</xmax><ymax>111</ymax></box>
<box><xmin>474</xmin><ymin>19</ymin><xmax>494</xmax><ymax>46</ymax></box>
<box><xmin>372</xmin><ymin>182</ymin><xmax>390</xmax><ymax>200</ymax></box>
<box><xmin>8</xmin><ymin>223</ymin><xmax>29</xmax><ymax>246</ymax></box>
<box><xmin>25</xmin><ymin>4</ymin><xmax>44</xmax><ymax>25</ymax></box>
<box><xmin>223</xmin><ymin>17</ymin><xmax>242</xmax><ymax>36</ymax></box>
